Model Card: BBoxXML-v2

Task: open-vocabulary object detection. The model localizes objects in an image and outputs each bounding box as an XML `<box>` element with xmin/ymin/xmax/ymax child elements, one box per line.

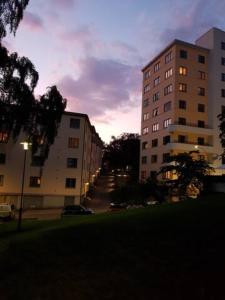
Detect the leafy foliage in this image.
<box><xmin>158</xmin><ymin>152</ymin><xmax>213</xmax><ymax>197</ymax></box>
<box><xmin>103</xmin><ymin>133</ymin><xmax>140</xmax><ymax>180</ymax></box>
<box><xmin>0</xmin><ymin>0</ymin><xmax>29</xmax><ymax>39</ymax></box>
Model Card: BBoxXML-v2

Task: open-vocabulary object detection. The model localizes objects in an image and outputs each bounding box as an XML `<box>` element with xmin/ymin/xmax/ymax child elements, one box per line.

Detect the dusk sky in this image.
<box><xmin>3</xmin><ymin>0</ymin><xmax>225</xmax><ymax>142</ymax></box>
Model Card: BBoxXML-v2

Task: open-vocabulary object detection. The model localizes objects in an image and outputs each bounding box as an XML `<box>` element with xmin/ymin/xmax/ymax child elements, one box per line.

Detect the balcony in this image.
<box><xmin>167</xmin><ymin>122</ymin><xmax>213</xmax><ymax>136</ymax></box>
<box><xmin>166</xmin><ymin>141</ymin><xmax>214</xmax><ymax>153</ymax></box>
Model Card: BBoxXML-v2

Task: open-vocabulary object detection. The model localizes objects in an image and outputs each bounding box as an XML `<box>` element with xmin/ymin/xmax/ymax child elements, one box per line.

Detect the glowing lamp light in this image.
<box><xmin>20</xmin><ymin>142</ymin><xmax>31</xmax><ymax>150</ymax></box>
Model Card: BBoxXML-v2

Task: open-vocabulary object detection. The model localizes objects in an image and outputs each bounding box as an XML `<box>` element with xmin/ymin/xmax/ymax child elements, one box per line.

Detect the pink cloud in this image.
<box><xmin>23</xmin><ymin>12</ymin><xmax>44</xmax><ymax>31</ymax></box>
<box><xmin>57</xmin><ymin>57</ymin><xmax>141</xmax><ymax>117</ymax></box>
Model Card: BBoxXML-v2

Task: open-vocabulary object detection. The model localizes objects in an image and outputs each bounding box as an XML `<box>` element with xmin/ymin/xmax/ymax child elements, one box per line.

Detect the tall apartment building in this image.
<box><xmin>0</xmin><ymin>112</ymin><xmax>103</xmax><ymax>208</ymax></box>
<box><xmin>140</xmin><ymin>27</ymin><xmax>225</xmax><ymax>180</ymax></box>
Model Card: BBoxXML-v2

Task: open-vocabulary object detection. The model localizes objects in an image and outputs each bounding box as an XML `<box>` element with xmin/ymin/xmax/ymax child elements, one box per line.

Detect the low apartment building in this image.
<box><xmin>0</xmin><ymin>112</ymin><xmax>103</xmax><ymax>208</ymax></box>
<box><xmin>140</xmin><ymin>27</ymin><xmax>225</xmax><ymax>180</ymax></box>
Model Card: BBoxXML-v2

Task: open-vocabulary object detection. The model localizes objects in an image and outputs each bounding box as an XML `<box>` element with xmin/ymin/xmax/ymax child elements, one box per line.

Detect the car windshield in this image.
<box><xmin>0</xmin><ymin>205</ymin><xmax>10</xmax><ymax>212</ymax></box>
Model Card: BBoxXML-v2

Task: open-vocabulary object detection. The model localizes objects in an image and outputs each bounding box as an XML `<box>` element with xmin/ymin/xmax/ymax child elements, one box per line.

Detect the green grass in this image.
<box><xmin>0</xmin><ymin>193</ymin><xmax>225</xmax><ymax>300</ymax></box>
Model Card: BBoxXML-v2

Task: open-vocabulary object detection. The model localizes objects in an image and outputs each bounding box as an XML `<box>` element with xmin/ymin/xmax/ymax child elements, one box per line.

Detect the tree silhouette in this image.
<box><xmin>218</xmin><ymin>109</ymin><xmax>225</xmax><ymax>159</ymax></box>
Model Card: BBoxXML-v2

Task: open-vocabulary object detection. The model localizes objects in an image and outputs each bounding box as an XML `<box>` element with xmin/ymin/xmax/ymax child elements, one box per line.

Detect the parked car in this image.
<box><xmin>61</xmin><ymin>205</ymin><xmax>94</xmax><ymax>217</ymax></box>
<box><xmin>109</xmin><ymin>202</ymin><xmax>127</xmax><ymax>211</ymax></box>
<box><xmin>0</xmin><ymin>204</ymin><xmax>15</xmax><ymax>221</ymax></box>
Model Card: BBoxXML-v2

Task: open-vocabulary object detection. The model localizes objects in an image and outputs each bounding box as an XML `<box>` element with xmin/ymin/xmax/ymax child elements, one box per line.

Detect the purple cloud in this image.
<box><xmin>50</xmin><ymin>0</ymin><xmax>76</xmax><ymax>9</ymax></box>
<box><xmin>57</xmin><ymin>57</ymin><xmax>141</xmax><ymax>117</ymax></box>
<box><xmin>23</xmin><ymin>12</ymin><xmax>44</xmax><ymax>31</ymax></box>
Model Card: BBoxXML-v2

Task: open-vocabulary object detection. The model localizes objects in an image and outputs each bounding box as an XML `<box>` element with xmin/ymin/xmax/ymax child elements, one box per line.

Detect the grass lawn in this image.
<box><xmin>0</xmin><ymin>193</ymin><xmax>225</xmax><ymax>300</ymax></box>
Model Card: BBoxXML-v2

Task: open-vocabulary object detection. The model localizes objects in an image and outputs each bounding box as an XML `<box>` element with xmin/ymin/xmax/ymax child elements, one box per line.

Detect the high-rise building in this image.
<box><xmin>140</xmin><ymin>27</ymin><xmax>225</xmax><ymax>181</ymax></box>
<box><xmin>0</xmin><ymin>112</ymin><xmax>103</xmax><ymax>208</ymax></box>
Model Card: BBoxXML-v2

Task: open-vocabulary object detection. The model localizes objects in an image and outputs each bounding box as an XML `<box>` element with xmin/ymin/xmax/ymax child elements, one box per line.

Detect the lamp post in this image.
<box><xmin>17</xmin><ymin>142</ymin><xmax>30</xmax><ymax>232</ymax></box>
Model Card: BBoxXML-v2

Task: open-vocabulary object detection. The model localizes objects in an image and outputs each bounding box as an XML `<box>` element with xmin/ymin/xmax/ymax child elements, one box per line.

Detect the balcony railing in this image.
<box><xmin>173</xmin><ymin>121</ymin><xmax>212</xmax><ymax>129</ymax></box>
<box><xmin>171</xmin><ymin>140</ymin><xmax>213</xmax><ymax>147</ymax></box>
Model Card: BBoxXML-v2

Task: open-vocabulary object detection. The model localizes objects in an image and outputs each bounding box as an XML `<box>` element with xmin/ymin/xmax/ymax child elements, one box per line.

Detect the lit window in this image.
<box><xmin>0</xmin><ymin>132</ymin><xmax>8</xmax><ymax>143</ymax></box>
<box><xmin>152</xmin><ymin>108</ymin><xmax>159</xmax><ymax>117</ymax></box>
<box><xmin>143</xmin><ymin>112</ymin><xmax>149</xmax><ymax>121</ymax></box>
<box><xmin>165</xmin><ymin>52</ymin><xmax>172</xmax><ymax>64</ymax></box>
<box><xmin>198</xmin><ymin>55</ymin><xmax>205</xmax><ymax>64</ymax></box>
<box><xmin>163</xmin><ymin>118</ymin><xmax>171</xmax><ymax>128</ymax></box>
<box><xmin>67</xmin><ymin>158</ymin><xmax>78</xmax><ymax>168</ymax></box>
<box><xmin>179</xmin><ymin>83</ymin><xmax>187</xmax><ymax>92</ymax></box>
<box><xmin>0</xmin><ymin>175</ymin><xmax>4</xmax><ymax>186</ymax></box>
<box><xmin>154</xmin><ymin>62</ymin><xmax>160</xmax><ymax>72</ymax></box>
<box><xmin>142</xmin><ymin>141</ymin><xmax>148</xmax><ymax>150</ymax></box>
<box><xmin>154</xmin><ymin>76</ymin><xmax>160</xmax><ymax>87</ymax></box>
<box><xmin>142</xmin><ymin>127</ymin><xmax>149</xmax><ymax>135</ymax></box>
<box><xmin>68</xmin><ymin>137</ymin><xmax>79</xmax><ymax>148</ymax></box>
<box><xmin>179</xmin><ymin>66</ymin><xmax>187</xmax><ymax>76</ymax></box>
<box><xmin>179</xmin><ymin>100</ymin><xmax>186</xmax><ymax>109</ymax></box>
<box><xmin>164</xmin><ymin>101</ymin><xmax>171</xmax><ymax>112</ymax></box>
<box><xmin>165</xmin><ymin>68</ymin><xmax>173</xmax><ymax>79</ymax></box>
<box><xmin>153</xmin><ymin>92</ymin><xmax>159</xmax><ymax>102</ymax></box>
<box><xmin>70</xmin><ymin>118</ymin><xmax>80</xmax><ymax>129</ymax></box>
<box><xmin>164</xmin><ymin>84</ymin><xmax>173</xmax><ymax>95</ymax></box>
<box><xmin>30</xmin><ymin>176</ymin><xmax>41</xmax><ymax>187</ymax></box>
<box><xmin>198</xmin><ymin>87</ymin><xmax>205</xmax><ymax>96</ymax></box>
<box><xmin>65</xmin><ymin>178</ymin><xmax>76</xmax><ymax>188</ymax></box>
<box><xmin>144</xmin><ymin>84</ymin><xmax>150</xmax><ymax>94</ymax></box>
<box><xmin>152</xmin><ymin>123</ymin><xmax>159</xmax><ymax>132</ymax></box>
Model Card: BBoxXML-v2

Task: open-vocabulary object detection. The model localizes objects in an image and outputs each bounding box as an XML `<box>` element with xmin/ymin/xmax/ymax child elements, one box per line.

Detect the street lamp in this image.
<box><xmin>17</xmin><ymin>141</ymin><xmax>31</xmax><ymax>232</ymax></box>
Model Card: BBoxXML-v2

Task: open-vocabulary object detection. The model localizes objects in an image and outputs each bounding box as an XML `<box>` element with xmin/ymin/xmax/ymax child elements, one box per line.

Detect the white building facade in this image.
<box><xmin>0</xmin><ymin>112</ymin><xmax>103</xmax><ymax>208</ymax></box>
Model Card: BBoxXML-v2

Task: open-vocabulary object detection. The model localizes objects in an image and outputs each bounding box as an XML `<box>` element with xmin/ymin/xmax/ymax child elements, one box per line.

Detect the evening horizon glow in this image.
<box><xmin>3</xmin><ymin>0</ymin><xmax>225</xmax><ymax>143</ymax></box>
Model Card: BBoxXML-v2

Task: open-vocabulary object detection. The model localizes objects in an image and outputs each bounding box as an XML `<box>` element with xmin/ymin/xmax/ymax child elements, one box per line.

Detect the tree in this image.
<box><xmin>0</xmin><ymin>0</ymin><xmax>29</xmax><ymax>39</ymax></box>
<box><xmin>158</xmin><ymin>152</ymin><xmax>213</xmax><ymax>198</ymax></box>
<box><xmin>0</xmin><ymin>1</ymin><xmax>67</xmax><ymax>162</ymax></box>
<box><xmin>218</xmin><ymin>109</ymin><xmax>225</xmax><ymax>159</ymax></box>
<box><xmin>103</xmin><ymin>133</ymin><xmax>140</xmax><ymax>180</ymax></box>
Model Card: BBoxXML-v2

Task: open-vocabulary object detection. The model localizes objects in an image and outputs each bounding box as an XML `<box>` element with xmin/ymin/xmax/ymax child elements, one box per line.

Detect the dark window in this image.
<box><xmin>178</xmin><ymin>135</ymin><xmax>186</xmax><ymax>143</ymax></box>
<box><xmin>31</xmin><ymin>156</ymin><xmax>44</xmax><ymax>167</ymax></box>
<box><xmin>197</xmin><ymin>137</ymin><xmax>205</xmax><ymax>145</ymax></box>
<box><xmin>198</xmin><ymin>55</ymin><xmax>205</xmax><ymax>64</ymax></box>
<box><xmin>198</xmin><ymin>120</ymin><xmax>205</xmax><ymax>128</ymax></box>
<box><xmin>143</xmin><ymin>99</ymin><xmax>149</xmax><ymax>107</ymax></box>
<box><xmin>179</xmin><ymin>83</ymin><xmax>187</xmax><ymax>92</ymax></box>
<box><xmin>68</xmin><ymin>137</ymin><xmax>79</xmax><ymax>148</ymax></box>
<box><xmin>165</xmin><ymin>52</ymin><xmax>172</xmax><ymax>63</ymax></box>
<box><xmin>221</xmin><ymin>89</ymin><xmax>225</xmax><ymax>97</ymax></box>
<box><xmin>163</xmin><ymin>153</ymin><xmax>170</xmax><ymax>163</ymax></box>
<box><xmin>178</xmin><ymin>117</ymin><xmax>186</xmax><ymax>125</ymax></box>
<box><xmin>142</xmin><ymin>141</ymin><xmax>148</xmax><ymax>150</ymax></box>
<box><xmin>222</xmin><ymin>156</ymin><xmax>225</xmax><ymax>164</ymax></box>
<box><xmin>0</xmin><ymin>153</ymin><xmax>6</xmax><ymax>164</ymax></box>
<box><xmin>198</xmin><ymin>104</ymin><xmax>205</xmax><ymax>112</ymax></box>
<box><xmin>198</xmin><ymin>87</ymin><xmax>205</xmax><ymax>96</ymax></box>
<box><xmin>144</xmin><ymin>70</ymin><xmax>151</xmax><ymax>79</ymax></box>
<box><xmin>151</xmin><ymin>155</ymin><xmax>157</xmax><ymax>163</ymax></box>
<box><xmin>70</xmin><ymin>118</ymin><xmax>80</xmax><ymax>129</ymax></box>
<box><xmin>222</xmin><ymin>73</ymin><xmax>225</xmax><ymax>81</ymax></box>
<box><xmin>65</xmin><ymin>178</ymin><xmax>76</xmax><ymax>188</ymax></box>
<box><xmin>164</xmin><ymin>84</ymin><xmax>173</xmax><ymax>95</ymax></box>
<box><xmin>221</xmin><ymin>57</ymin><xmax>225</xmax><ymax>65</ymax></box>
<box><xmin>179</xmin><ymin>100</ymin><xmax>186</xmax><ymax>109</ymax></box>
<box><xmin>163</xmin><ymin>135</ymin><xmax>170</xmax><ymax>145</ymax></box>
<box><xmin>142</xmin><ymin>156</ymin><xmax>147</xmax><ymax>164</ymax></box>
<box><xmin>164</xmin><ymin>101</ymin><xmax>171</xmax><ymax>112</ymax></box>
<box><xmin>30</xmin><ymin>176</ymin><xmax>41</xmax><ymax>187</ymax></box>
<box><xmin>0</xmin><ymin>175</ymin><xmax>4</xmax><ymax>186</ymax></box>
<box><xmin>180</xmin><ymin>50</ymin><xmax>187</xmax><ymax>59</ymax></box>
<box><xmin>199</xmin><ymin>71</ymin><xmax>206</xmax><ymax>80</ymax></box>
<box><xmin>153</xmin><ymin>92</ymin><xmax>159</xmax><ymax>102</ymax></box>
<box><xmin>222</xmin><ymin>106</ymin><xmax>225</xmax><ymax>113</ymax></box>
<box><xmin>152</xmin><ymin>139</ymin><xmax>158</xmax><ymax>147</ymax></box>
<box><xmin>152</xmin><ymin>108</ymin><xmax>158</xmax><ymax>117</ymax></box>
<box><xmin>67</xmin><ymin>158</ymin><xmax>78</xmax><ymax>168</ymax></box>
<box><xmin>222</xmin><ymin>42</ymin><xmax>225</xmax><ymax>50</ymax></box>
<box><xmin>150</xmin><ymin>171</ymin><xmax>157</xmax><ymax>179</ymax></box>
